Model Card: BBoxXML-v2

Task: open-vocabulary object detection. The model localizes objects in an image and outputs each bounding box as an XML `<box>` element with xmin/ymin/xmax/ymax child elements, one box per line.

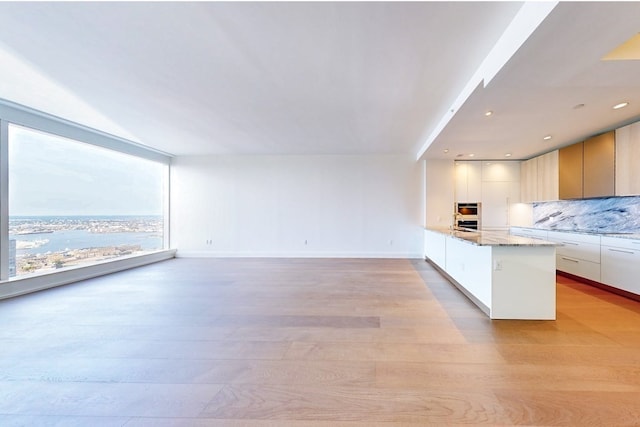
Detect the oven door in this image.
<box><xmin>456</xmin><ymin>203</ymin><xmax>479</xmax><ymax>216</ymax></box>
<box><xmin>457</xmin><ymin>220</ymin><xmax>478</xmax><ymax>230</ymax></box>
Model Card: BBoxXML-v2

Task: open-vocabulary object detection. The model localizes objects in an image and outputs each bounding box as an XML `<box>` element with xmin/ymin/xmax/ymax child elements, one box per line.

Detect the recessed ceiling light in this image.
<box><xmin>505</xmin><ymin>153</ymin><xmax>512</xmax><ymax>157</ymax></box>
<box><xmin>485</xmin><ymin>111</ymin><xmax>493</xmax><ymax>117</ymax></box>
<box><xmin>443</xmin><ymin>149</ymin><xmax>449</xmax><ymax>153</ymax></box>
<box><xmin>613</xmin><ymin>102</ymin><xmax>629</xmax><ymax>110</ymax></box>
<box><xmin>543</xmin><ymin>135</ymin><xmax>552</xmax><ymax>140</ymax></box>
<box><xmin>469</xmin><ymin>153</ymin><xmax>475</xmax><ymax>157</ymax></box>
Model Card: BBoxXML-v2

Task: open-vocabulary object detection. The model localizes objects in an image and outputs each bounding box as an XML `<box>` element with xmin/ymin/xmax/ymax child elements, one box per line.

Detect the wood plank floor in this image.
<box><xmin>1</xmin><ymin>258</ymin><xmax>640</xmax><ymax>426</ymax></box>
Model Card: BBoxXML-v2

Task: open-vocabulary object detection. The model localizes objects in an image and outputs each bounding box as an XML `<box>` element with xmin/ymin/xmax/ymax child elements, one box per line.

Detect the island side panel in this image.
<box><xmin>445</xmin><ymin>236</ymin><xmax>493</xmax><ymax>309</ymax></box>
<box><xmin>490</xmin><ymin>245</ymin><xmax>556</xmax><ymax>320</ymax></box>
<box><xmin>424</xmin><ymin>229</ymin><xmax>447</xmax><ymax>268</ymax></box>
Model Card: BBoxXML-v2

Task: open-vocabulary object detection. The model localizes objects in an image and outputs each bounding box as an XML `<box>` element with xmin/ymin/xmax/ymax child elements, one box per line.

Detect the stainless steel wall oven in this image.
<box><xmin>455</xmin><ymin>202</ymin><xmax>481</xmax><ymax>230</ymax></box>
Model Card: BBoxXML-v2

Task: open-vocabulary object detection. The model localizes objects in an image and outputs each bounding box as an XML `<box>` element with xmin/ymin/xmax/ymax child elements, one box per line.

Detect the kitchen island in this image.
<box><xmin>424</xmin><ymin>227</ymin><xmax>558</xmax><ymax>320</ymax></box>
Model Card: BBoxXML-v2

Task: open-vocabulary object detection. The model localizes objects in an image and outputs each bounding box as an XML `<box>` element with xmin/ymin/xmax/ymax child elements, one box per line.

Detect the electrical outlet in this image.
<box><xmin>304</xmin><ymin>239</ymin><xmax>308</xmax><ymax>245</ymax></box>
<box><xmin>493</xmin><ymin>260</ymin><xmax>503</xmax><ymax>271</ymax></box>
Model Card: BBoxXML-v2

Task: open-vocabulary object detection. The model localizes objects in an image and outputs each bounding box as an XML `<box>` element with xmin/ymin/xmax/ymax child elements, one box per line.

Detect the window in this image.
<box><xmin>7</xmin><ymin>124</ymin><xmax>167</xmax><ymax>277</ymax></box>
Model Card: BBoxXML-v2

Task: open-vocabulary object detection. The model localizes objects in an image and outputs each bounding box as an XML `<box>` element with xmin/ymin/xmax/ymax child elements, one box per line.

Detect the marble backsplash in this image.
<box><xmin>533</xmin><ymin>196</ymin><xmax>640</xmax><ymax>233</ymax></box>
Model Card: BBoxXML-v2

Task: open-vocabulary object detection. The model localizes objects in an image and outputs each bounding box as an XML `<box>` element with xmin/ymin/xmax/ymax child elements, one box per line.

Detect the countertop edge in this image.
<box><xmin>426</xmin><ymin>227</ymin><xmax>560</xmax><ymax>247</ymax></box>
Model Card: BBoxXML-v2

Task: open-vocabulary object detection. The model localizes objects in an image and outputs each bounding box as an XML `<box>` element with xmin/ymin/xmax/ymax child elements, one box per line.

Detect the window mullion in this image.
<box><xmin>0</xmin><ymin>119</ymin><xmax>9</xmax><ymax>281</ymax></box>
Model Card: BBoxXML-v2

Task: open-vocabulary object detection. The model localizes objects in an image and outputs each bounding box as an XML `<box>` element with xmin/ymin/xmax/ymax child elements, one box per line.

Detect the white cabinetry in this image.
<box><xmin>482</xmin><ymin>161</ymin><xmax>520</xmax><ymax>182</ymax></box>
<box><xmin>546</xmin><ymin>231</ymin><xmax>601</xmax><ymax>282</ymax></box>
<box><xmin>444</xmin><ymin>235</ymin><xmax>493</xmax><ymax>307</ymax></box>
<box><xmin>615</xmin><ymin>121</ymin><xmax>640</xmax><ymax>196</ymax></box>
<box><xmin>601</xmin><ymin>236</ymin><xmax>640</xmax><ymax>295</ymax></box>
<box><xmin>481</xmin><ymin>161</ymin><xmax>520</xmax><ymax>230</ymax></box>
<box><xmin>454</xmin><ymin>161</ymin><xmax>482</xmax><ymax>202</ymax></box>
<box><xmin>510</xmin><ymin>228</ymin><xmax>640</xmax><ymax>298</ymax></box>
<box><xmin>537</xmin><ymin>150</ymin><xmax>559</xmax><ymax>201</ymax></box>
<box><xmin>520</xmin><ymin>158</ymin><xmax>538</xmax><ymax>203</ymax></box>
<box><xmin>520</xmin><ymin>150</ymin><xmax>559</xmax><ymax>202</ymax></box>
<box><xmin>424</xmin><ymin>229</ymin><xmax>447</xmax><ymax>268</ymax></box>
<box><xmin>455</xmin><ymin>161</ymin><xmax>521</xmax><ymax>229</ymax></box>
<box><xmin>424</xmin><ymin>228</ymin><xmax>556</xmax><ymax>319</ymax></box>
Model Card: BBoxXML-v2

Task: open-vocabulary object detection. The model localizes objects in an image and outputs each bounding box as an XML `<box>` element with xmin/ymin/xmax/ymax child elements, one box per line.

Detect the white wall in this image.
<box><xmin>170</xmin><ymin>154</ymin><xmax>424</xmax><ymax>258</ymax></box>
<box><xmin>425</xmin><ymin>159</ymin><xmax>455</xmax><ymax>228</ymax></box>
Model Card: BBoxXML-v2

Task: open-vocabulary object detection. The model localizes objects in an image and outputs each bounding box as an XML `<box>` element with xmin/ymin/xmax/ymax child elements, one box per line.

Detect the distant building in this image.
<box><xmin>9</xmin><ymin>239</ymin><xmax>16</xmax><ymax>277</ymax></box>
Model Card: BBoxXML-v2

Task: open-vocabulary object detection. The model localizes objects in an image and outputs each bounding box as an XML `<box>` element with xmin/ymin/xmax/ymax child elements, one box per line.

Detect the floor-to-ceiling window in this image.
<box><xmin>0</xmin><ymin>101</ymin><xmax>171</xmax><ymax>288</ymax></box>
<box><xmin>7</xmin><ymin>125</ymin><xmax>167</xmax><ymax>277</ymax></box>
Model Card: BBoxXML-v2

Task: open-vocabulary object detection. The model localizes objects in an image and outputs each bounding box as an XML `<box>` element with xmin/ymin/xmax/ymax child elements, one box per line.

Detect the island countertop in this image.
<box><xmin>426</xmin><ymin>227</ymin><xmax>559</xmax><ymax>247</ymax></box>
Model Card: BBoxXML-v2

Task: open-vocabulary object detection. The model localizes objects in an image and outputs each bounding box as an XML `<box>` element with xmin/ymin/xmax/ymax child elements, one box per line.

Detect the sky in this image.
<box><xmin>8</xmin><ymin>124</ymin><xmax>165</xmax><ymax>216</ymax></box>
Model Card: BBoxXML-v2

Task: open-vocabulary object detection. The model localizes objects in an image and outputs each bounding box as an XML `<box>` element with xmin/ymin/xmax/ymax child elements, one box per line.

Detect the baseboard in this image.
<box><xmin>176</xmin><ymin>250</ymin><xmax>423</xmax><ymax>259</ymax></box>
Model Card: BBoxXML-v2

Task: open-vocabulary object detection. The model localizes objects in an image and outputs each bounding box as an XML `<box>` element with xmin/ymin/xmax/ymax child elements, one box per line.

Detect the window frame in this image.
<box><xmin>0</xmin><ymin>99</ymin><xmax>174</xmax><ymax>294</ymax></box>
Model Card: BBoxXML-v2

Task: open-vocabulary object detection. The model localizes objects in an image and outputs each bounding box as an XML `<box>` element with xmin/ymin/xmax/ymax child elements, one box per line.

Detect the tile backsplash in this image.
<box><xmin>533</xmin><ymin>197</ymin><xmax>640</xmax><ymax>233</ymax></box>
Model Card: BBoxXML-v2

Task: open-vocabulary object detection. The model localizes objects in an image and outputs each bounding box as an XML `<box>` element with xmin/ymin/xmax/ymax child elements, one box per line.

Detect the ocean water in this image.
<box><xmin>9</xmin><ymin>215</ymin><xmax>163</xmax><ymax>256</ymax></box>
<box><xmin>11</xmin><ymin>230</ymin><xmax>163</xmax><ymax>255</ymax></box>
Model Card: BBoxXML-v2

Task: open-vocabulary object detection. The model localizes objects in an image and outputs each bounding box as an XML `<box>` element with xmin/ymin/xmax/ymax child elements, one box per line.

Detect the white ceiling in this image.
<box><xmin>0</xmin><ymin>2</ymin><xmax>638</xmax><ymax>160</ymax></box>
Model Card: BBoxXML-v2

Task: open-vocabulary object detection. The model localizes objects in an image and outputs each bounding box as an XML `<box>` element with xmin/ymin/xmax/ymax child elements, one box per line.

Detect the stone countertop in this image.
<box><xmin>426</xmin><ymin>227</ymin><xmax>559</xmax><ymax>247</ymax></box>
<box><xmin>513</xmin><ymin>226</ymin><xmax>640</xmax><ymax>240</ymax></box>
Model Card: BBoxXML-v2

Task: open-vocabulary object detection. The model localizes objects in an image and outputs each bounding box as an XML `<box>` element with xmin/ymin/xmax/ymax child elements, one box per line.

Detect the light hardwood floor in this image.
<box><xmin>1</xmin><ymin>258</ymin><xmax>640</xmax><ymax>426</ymax></box>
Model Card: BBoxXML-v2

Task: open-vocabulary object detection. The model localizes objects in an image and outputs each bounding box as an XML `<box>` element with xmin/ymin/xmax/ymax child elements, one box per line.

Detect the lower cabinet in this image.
<box><xmin>601</xmin><ymin>236</ymin><xmax>640</xmax><ymax>295</ymax></box>
<box><xmin>556</xmin><ymin>255</ymin><xmax>601</xmax><ymax>283</ymax></box>
<box><xmin>509</xmin><ymin>227</ymin><xmax>640</xmax><ymax>298</ymax></box>
<box><xmin>545</xmin><ymin>231</ymin><xmax>601</xmax><ymax>282</ymax></box>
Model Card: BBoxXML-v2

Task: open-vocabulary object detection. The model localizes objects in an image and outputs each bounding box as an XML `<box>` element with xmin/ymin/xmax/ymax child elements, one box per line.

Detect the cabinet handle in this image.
<box><xmin>608</xmin><ymin>248</ymin><xmax>635</xmax><ymax>255</ymax></box>
<box><xmin>561</xmin><ymin>257</ymin><xmax>579</xmax><ymax>263</ymax></box>
<box><xmin>632</xmin><ymin>241</ymin><xmax>640</xmax><ymax>245</ymax></box>
<box><xmin>561</xmin><ymin>241</ymin><xmax>579</xmax><ymax>245</ymax></box>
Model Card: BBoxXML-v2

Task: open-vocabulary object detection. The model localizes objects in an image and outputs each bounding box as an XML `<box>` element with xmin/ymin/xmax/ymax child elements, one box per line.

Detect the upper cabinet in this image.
<box><xmin>583</xmin><ymin>131</ymin><xmax>615</xmax><ymax>198</ymax></box>
<box><xmin>537</xmin><ymin>150</ymin><xmax>559</xmax><ymax>201</ymax></box>
<box><xmin>520</xmin><ymin>150</ymin><xmax>558</xmax><ymax>203</ymax></box>
<box><xmin>558</xmin><ymin>131</ymin><xmax>615</xmax><ymax>200</ymax></box>
<box><xmin>481</xmin><ymin>161</ymin><xmax>520</xmax><ymax>182</ymax></box>
<box><xmin>615</xmin><ymin>122</ymin><xmax>640</xmax><ymax>196</ymax></box>
<box><xmin>559</xmin><ymin>142</ymin><xmax>584</xmax><ymax>199</ymax></box>
<box><xmin>454</xmin><ymin>161</ymin><xmax>482</xmax><ymax>202</ymax></box>
<box><xmin>520</xmin><ymin>157</ymin><xmax>537</xmax><ymax>203</ymax></box>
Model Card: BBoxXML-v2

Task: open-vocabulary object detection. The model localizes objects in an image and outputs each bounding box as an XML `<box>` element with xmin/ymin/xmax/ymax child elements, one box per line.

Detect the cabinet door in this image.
<box><xmin>481</xmin><ymin>181</ymin><xmax>511</xmax><ymax>228</ymax></box>
<box><xmin>615</xmin><ymin>122</ymin><xmax>640</xmax><ymax>196</ymax></box>
<box><xmin>455</xmin><ymin>162</ymin><xmax>469</xmax><ymax>202</ymax></box>
<box><xmin>559</xmin><ymin>142</ymin><xmax>583</xmax><ymax>199</ymax></box>
<box><xmin>482</xmin><ymin>161</ymin><xmax>520</xmax><ymax>182</ymax></box>
<box><xmin>537</xmin><ymin>150</ymin><xmax>559</xmax><ymax>201</ymax></box>
<box><xmin>601</xmin><ymin>245</ymin><xmax>640</xmax><ymax>295</ymax></box>
<box><xmin>583</xmin><ymin>131</ymin><xmax>615</xmax><ymax>198</ymax></box>
<box><xmin>455</xmin><ymin>161</ymin><xmax>482</xmax><ymax>202</ymax></box>
<box><xmin>520</xmin><ymin>158</ymin><xmax>538</xmax><ymax>203</ymax></box>
<box><xmin>467</xmin><ymin>162</ymin><xmax>482</xmax><ymax>201</ymax></box>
